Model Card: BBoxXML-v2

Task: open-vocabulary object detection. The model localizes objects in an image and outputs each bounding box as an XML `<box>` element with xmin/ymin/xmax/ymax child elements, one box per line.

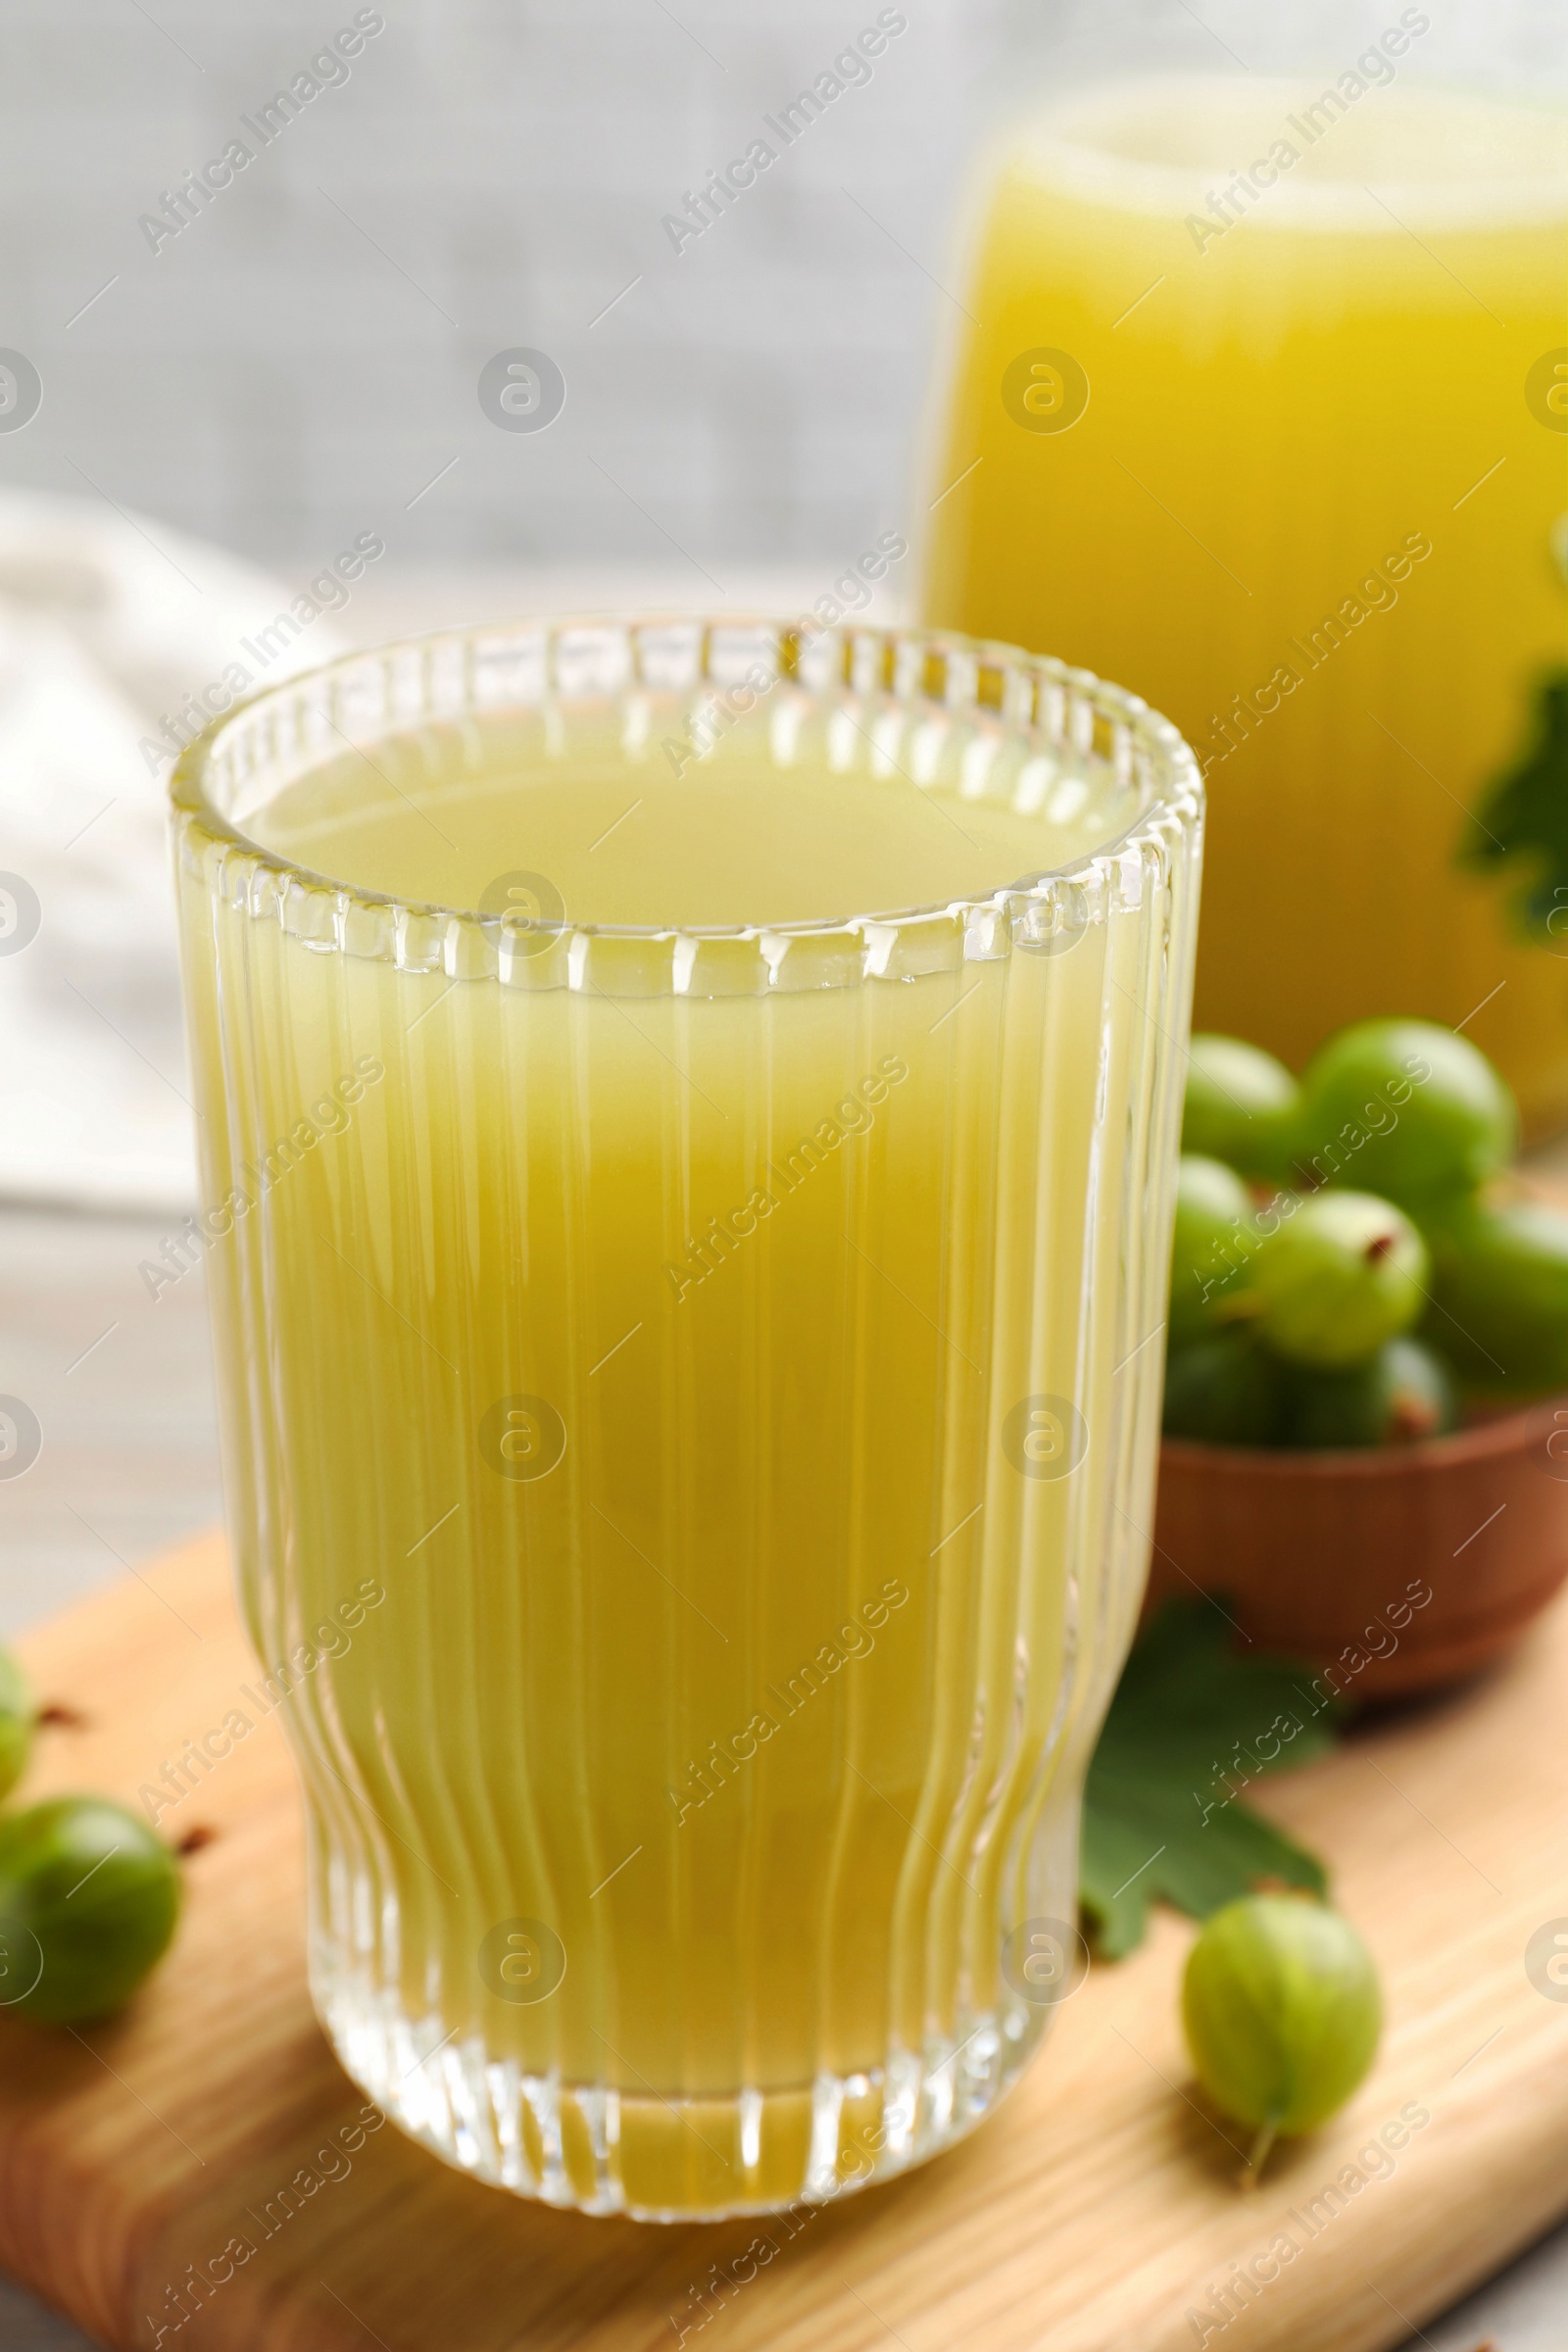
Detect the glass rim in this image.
<box><xmin>1007</xmin><ymin>74</ymin><xmax>1568</xmax><ymax>233</ymax></box>
<box><xmin>169</xmin><ymin>612</ymin><xmax>1201</xmax><ymax>952</ymax></box>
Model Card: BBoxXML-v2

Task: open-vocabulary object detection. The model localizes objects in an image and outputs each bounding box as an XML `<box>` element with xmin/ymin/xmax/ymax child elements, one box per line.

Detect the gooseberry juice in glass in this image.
<box><xmin>924</xmin><ymin>79</ymin><xmax>1568</xmax><ymax>1131</ymax></box>
<box><xmin>172</xmin><ymin>620</ymin><xmax>1201</xmax><ymax>2218</ymax></box>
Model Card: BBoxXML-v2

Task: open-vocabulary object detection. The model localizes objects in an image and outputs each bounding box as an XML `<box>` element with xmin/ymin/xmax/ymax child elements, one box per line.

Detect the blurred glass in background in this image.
<box><xmin>927</xmin><ymin>0</ymin><xmax>1568</xmax><ymax>1129</ymax></box>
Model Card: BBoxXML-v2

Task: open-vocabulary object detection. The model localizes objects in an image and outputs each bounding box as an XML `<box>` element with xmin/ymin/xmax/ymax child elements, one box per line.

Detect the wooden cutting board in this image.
<box><xmin>3</xmin><ymin>1527</ymin><xmax>1566</xmax><ymax>2352</ymax></box>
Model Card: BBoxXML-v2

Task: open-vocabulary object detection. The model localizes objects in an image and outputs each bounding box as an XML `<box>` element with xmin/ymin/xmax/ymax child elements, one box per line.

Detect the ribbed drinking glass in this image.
<box><xmin>172</xmin><ymin>616</ymin><xmax>1201</xmax><ymax>2220</ymax></box>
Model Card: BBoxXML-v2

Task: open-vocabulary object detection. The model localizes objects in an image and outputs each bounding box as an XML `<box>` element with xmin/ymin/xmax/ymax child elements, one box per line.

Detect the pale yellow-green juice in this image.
<box><xmin>172</xmin><ymin>626</ymin><xmax>1198</xmax><ymax>2217</ymax></box>
<box><xmin>924</xmin><ymin>80</ymin><xmax>1568</xmax><ymax>1129</ymax></box>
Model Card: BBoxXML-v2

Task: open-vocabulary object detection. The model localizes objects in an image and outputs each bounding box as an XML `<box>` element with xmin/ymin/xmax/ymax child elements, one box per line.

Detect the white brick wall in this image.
<box><xmin>0</xmin><ymin>0</ymin><xmax>1010</xmax><ymax>569</ymax></box>
<box><xmin>0</xmin><ymin>0</ymin><xmax>1557</xmax><ymax>565</ymax></box>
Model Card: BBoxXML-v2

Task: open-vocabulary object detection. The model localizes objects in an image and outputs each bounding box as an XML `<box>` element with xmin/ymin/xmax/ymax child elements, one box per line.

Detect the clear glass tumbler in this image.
<box><xmin>171</xmin><ymin>616</ymin><xmax>1201</xmax><ymax>2220</ymax></box>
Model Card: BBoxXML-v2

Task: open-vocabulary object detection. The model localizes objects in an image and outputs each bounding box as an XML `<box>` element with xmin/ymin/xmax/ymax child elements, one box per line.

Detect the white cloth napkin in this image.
<box><xmin>0</xmin><ymin>490</ymin><xmax>344</xmax><ymax>1212</ymax></box>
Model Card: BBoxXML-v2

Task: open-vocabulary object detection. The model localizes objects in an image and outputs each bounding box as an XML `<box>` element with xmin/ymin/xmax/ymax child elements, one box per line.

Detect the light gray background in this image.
<box><xmin>1</xmin><ymin>1</ymin><xmax>1566</xmax><ymax>2344</ymax></box>
<box><xmin>4</xmin><ymin>0</ymin><xmax>999</xmax><ymax>572</ymax></box>
<box><xmin>2</xmin><ymin>0</ymin><xmax>1563</xmax><ymax>579</ymax></box>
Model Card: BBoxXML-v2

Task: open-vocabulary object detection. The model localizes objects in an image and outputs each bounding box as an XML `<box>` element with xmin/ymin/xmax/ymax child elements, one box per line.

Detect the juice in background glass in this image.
<box><xmin>172</xmin><ymin>619</ymin><xmax>1200</xmax><ymax>2219</ymax></box>
<box><xmin>923</xmin><ymin>75</ymin><xmax>1568</xmax><ymax>1131</ymax></box>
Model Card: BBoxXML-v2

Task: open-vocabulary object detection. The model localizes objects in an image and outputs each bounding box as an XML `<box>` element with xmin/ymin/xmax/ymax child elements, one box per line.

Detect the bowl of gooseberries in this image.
<box><xmin>1151</xmin><ymin>1017</ymin><xmax>1568</xmax><ymax>1694</ymax></box>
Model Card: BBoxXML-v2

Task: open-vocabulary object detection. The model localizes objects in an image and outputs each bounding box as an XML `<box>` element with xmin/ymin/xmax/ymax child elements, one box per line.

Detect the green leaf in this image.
<box><xmin>1081</xmin><ymin>1599</ymin><xmax>1344</xmax><ymax>1959</ymax></box>
<box><xmin>1461</xmin><ymin>667</ymin><xmax>1568</xmax><ymax>948</ymax></box>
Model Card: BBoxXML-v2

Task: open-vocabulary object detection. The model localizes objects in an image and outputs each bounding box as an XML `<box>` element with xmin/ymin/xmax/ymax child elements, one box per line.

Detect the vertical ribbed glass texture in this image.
<box><xmin>171</xmin><ymin>618</ymin><xmax>1202</xmax><ymax>2220</ymax></box>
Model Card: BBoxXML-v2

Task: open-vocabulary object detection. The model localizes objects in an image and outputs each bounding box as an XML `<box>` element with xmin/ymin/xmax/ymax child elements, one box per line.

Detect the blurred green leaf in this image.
<box><xmin>1082</xmin><ymin>1600</ymin><xmax>1343</xmax><ymax>1958</ymax></box>
<box><xmin>1462</xmin><ymin>669</ymin><xmax>1568</xmax><ymax>947</ymax></box>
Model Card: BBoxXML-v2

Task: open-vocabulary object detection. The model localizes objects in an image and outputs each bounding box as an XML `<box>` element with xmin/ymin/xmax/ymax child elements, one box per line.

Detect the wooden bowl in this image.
<box><xmin>1147</xmin><ymin>1396</ymin><xmax>1568</xmax><ymax>1696</ymax></box>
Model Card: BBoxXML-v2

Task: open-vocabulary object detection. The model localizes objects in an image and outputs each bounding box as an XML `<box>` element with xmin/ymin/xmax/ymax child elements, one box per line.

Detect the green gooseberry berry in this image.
<box><xmin>1282</xmin><ymin>1336</ymin><xmax>1459</xmax><ymax>1449</ymax></box>
<box><xmin>1422</xmin><ymin>1195</ymin><xmax>1568</xmax><ymax>1396</ymax></box>
<box><xmin>0</xmin><ymin>1796</ymin><xmax>182</xmax><ymax>2025</ymax></box>
<box><xmin>1162</xmin><ymin>1331</ymin><xmax>1289</xmax><ymax>1446</ymax></box>
<box><xmin>1296</xmin><ymin>1017</ymin><xmax>1515</xmax><ymax>1207</ymax></box>
<box><xmin>1249</xmin><ymin>1191</ymin><xmax>1427</xmax><ymax>1369</ymax></box>
<box><xmin>1168</xmin><ymin>1154</ymin><xmax>1257</xmax><ymax>1345</ymax></box>
<box><xmin>1183</xmin><ymin>1893</ymin><xmax>1382</xmax><ymax>2178</ymax></box>
<box><xmin>1183</xmin><ymin>1035</ymin><xmax>1299</xmax><ymax>1181</ymax></box>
